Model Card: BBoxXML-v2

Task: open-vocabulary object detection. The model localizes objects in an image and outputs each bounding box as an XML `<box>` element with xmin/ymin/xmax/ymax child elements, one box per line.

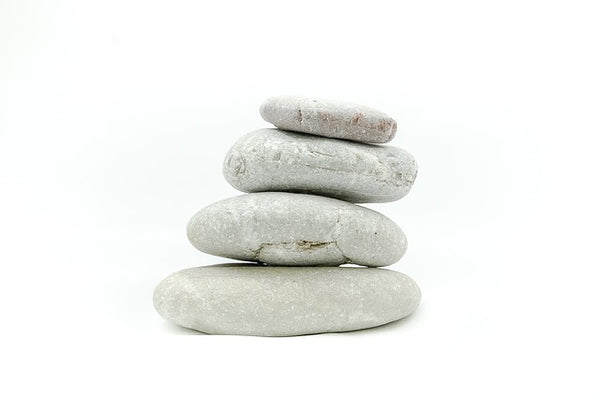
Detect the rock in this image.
<box><xmin>259</xmin><ymin>95</ymin><xmax>397</xmax><ymax>143</ymax></box>
<box><xmin>187</xmin><ymin>192</ymin><xmax>406</xmax><ymax>267</ymax></box>
<box><xmin>153</xmin><ymin>264</ymin><xmax>421</xmax><ymax>336</ymax></box>
<box><xmin>223</xmin><ymin>128</ymin><xmax>417</xmax><ymax>203</ymax></box>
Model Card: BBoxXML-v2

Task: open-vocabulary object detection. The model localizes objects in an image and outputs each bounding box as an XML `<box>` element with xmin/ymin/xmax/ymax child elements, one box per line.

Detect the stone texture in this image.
<box><xmin>260</xmin><ymin>95</ymin><xmax>397</xmax><ymax>143</ymax></box>
<box><xmin>153</xmin><ymin>264</ymin><xmax>421</xmax><ymax>336</ymax></box>
<box><xmin>224</xmin><ymin>128</ymin><xmax>417</xmax><ymax>203</ymax></box>
<box><xmin>187</xmin><ymin>192</ymin><xmax>406</xmax><ymax>267</ymax></box>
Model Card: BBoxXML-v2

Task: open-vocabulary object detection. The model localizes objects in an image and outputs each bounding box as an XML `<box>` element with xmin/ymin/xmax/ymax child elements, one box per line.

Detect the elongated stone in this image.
<box><xmin>187</xmin><ymin>192</ymin><xmax>406</xmax><ymax>267</ymax></box>
<box><xmin>223</xmin><ymin>128</ymin><xmax>417</xmax><ymax>203</ymax></box>
<box><xmin>154</xmin><ymin>264</ymin><xmax>421</xmax><ymax>336</ymax></box>
<box><xmin>260</xmin><ymin>95</ymin><xmax>397</xmax><ymax>143</ymax></box>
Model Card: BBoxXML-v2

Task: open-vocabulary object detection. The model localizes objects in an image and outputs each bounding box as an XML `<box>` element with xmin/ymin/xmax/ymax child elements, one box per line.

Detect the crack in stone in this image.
<box><xmin>299</xmin><ymin>163</ymin><xmax>342</xmax><ymax>172</ymax></box>
<box><xmin>332</xmin><ymin>213</ymin><xmax>351</xmax><ymax>264</ymax></box>
<box><xmin>250</xmin><ymin>218</ymin><xmax>351</xmax><ymax>264</ymax></box>
<box><xmin>308</xmin><ymin>150</ymin><xmax>335</xmax><ymax>158</ymax></box>
<box><xmin>252</xmin><ymin>240</ymin><xmax>335</xmax><ymax>260</ymax></box>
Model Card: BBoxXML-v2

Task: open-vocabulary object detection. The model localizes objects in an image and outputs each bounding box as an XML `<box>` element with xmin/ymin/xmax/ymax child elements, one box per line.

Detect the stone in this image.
<box><xmin>259</xmin><ymin>95</ymin><xmax>398</xmax><ymax>143</ymax></box>
<box><xmin>187</xmin><ymin>192</ymin><xmax>406</xmax><ymax>267</ymax></box>
<box><xmin>153</xmin><ymin>264</ymin><xmax>421</xmax><ymax>336</ymax></box>
<box><xmin>223</xmin><ymin>128</ymin><xmax>417</xmax><ymax>203</ymax></box>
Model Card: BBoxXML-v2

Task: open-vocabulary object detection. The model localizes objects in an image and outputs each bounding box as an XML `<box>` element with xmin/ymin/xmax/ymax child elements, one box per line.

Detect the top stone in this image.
<box><xmin>260</xmin><ymin>96</ymin><xmax>398</xmax><ymax>144</ymax></box>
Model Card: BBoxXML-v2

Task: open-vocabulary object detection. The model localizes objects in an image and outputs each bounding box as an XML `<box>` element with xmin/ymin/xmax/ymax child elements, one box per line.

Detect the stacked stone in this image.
<box><xmin>154</xmin><ymin>96</ymin><xmax>421</xmax><ymax>336</ymax></box>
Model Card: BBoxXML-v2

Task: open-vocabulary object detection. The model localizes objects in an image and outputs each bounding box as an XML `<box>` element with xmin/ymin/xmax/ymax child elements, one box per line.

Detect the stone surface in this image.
<box><xmin>187</xmin><ymin>192</ymin><xmax>406</xmax><ymax>267</ymax></box>
<box><xmin>260</xmin><ymin>95</ymin><xmax>397</xmax><ymax>143</ymax></box>
<box><xmin>224</xmin><ymin>128</ymin><xmax>417</xmax><ymax>203</ymax></box>
<box><xmin>153</xmin><ymin>264</ymin><xmax>421</xmax><ymax>336</ymax></box>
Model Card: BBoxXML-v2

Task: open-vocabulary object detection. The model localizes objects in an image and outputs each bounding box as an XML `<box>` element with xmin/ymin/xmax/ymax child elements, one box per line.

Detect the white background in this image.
<box><xmin>1</xmin><ymin>0</ymin><xmax>599</xmax><ymax>396</ymax></box>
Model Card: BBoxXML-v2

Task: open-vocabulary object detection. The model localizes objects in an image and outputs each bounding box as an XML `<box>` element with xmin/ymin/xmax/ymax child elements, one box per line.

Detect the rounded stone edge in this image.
<box><xmin>380</xmin><ymin>118</ymin><xmax>398</xmax><ymax>143</ymax></box>
<box><xmin>222</xmin><ymin>146</ymin><xmax>251</xmax><ymax>194</ymax></box>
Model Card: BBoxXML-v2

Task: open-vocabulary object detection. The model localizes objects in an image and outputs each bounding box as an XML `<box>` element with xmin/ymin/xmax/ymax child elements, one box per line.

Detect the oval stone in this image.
<box><xmin>223</xmin><ymin>128</ymin><xmax>418</xmax><ymax>203</ymax></box>
<box><xmin>187</xmin><ymin>192</ymin><xmax>407</xmax><ymax>267</ymax></box>
<box><xmin>153</xmin><ymin>264</ymin><xmax>421</xmax><ymax>336</ymax></box>
<box><xmin>260</xmin><ymin>95</ymin><xmax>397</xmax><ymax>143</ymax></box>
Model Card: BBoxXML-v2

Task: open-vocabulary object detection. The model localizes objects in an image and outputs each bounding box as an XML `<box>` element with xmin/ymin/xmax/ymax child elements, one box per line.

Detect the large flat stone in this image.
<box><xmin>153</xmin><ymin>264</ymin><xmax>421</xmax><ymax>336</ymax></box>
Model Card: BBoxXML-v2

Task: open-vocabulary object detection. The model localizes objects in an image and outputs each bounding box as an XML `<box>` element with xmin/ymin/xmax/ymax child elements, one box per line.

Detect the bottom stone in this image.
<box><xmin>153</xmin><ymin>264</ymin><xmax>421</xmax><ymax>336</ymax></box>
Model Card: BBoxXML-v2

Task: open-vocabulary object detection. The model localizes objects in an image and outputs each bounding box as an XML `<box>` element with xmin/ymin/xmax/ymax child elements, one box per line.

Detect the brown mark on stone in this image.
<box><xmin>351</xmin><ymin>113</ymin><xmax>364</xmax><ymax>124</ymax></box>
<box><xmin>376</xmin><ymin>120</ymin><xmax>392</xmax><ymax>132</ymax></box>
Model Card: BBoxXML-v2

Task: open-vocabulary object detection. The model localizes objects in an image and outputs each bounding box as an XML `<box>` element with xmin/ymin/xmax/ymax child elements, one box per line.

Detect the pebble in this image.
<box><xmin>187</xmin><ymin>192</ymin><xmax>406</xmax><ymax>267</ymax></box>
<box><xmin>153</xmin><ymin>264</ymin><xmax>421</xmax><ymax>336</ymax></box>
<box><xmin>224</xmin><ymin>128</ymin><xmax>417</xmax><ymax>203</ymax></box>
<box><xmin>260</xmin><ymin>95</ymin><xmax>398</xmax><ymax>143</ymax></box>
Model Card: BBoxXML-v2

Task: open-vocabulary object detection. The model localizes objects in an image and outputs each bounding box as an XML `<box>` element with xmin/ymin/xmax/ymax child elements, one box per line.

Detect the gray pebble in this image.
<box><xmin>153</xmin><ymin>264</ymin><xmax>421</xmax><ymax>336</ymax></box>
<box><xmin>187</xmin><ymin>192</ymin><xmax>407</xmax><ymax>267</ymax></box>
<box><xmin>260</xmin><ymin>95</ymin><xmax>398</xmax><ymax>143</ymax></box>
<box><xmin>224</xmin><ymin>128</ymin><xmax>417</xmax><ymax>203</ymax></box>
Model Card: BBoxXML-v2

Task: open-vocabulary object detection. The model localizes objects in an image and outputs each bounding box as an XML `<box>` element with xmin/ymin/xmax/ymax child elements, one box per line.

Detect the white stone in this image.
<box><xmin>153</xmin><ymin>264</ymin><xmax>421</xmax><ymax>336</ymax></box>
<box><xmin>187</xmin><ymin>192</ymin><xmax>407</xmax><ymax>267</ymax></box>
<box><xmin>224</xmin><ymin>128</ymin><xmax>417</xmax><ymax>203</ymax></box>
<box><xmin>260</xmin><ymin>95</ymin><xmax>397</xmax><ymax>143</ymax></box>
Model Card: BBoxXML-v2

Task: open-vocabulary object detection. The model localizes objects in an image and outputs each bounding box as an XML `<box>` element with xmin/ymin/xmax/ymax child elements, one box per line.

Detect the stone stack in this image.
<box><xmin>153</xmin><ymin>96</ymin><xmax>421</xmax><ymax>336</ymax></box>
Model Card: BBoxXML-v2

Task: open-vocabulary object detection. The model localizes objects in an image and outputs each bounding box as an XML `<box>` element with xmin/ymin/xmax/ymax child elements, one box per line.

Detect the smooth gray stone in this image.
<box><xmin>187</xmin><ymin>192</ymin><xmax>406</xmax><ymax>267</ymax></box>
<box><xmin>260</xmin><ymin>95</ymin><xmax>397</xmax><ymax>143</ymax></box>
<box><xmin>153</xmin><ymin>264</ymin><xmax>421</xmax><ymax>336</ymax></box>
<box><xmin>223</xmin><ymin>128</ymin><xmax>417</xmax><ymax>203</ymax></box>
